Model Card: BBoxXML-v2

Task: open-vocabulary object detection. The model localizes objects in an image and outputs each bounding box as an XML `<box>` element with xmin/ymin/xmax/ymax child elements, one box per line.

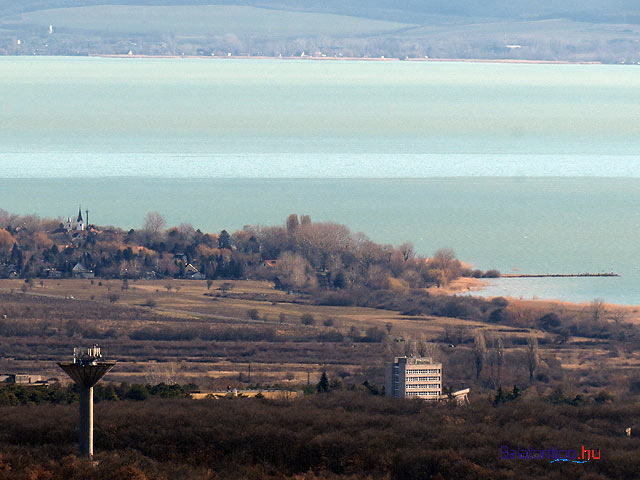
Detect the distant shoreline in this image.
<box><xmin>501</xmin><ymin>273</ymin><xmax>619</xmax><ymax>278</ymax></box>
<box><xmin>88</xmin><ymin>53</ymin><xmax>603</xmax><ymax>65</ymax></box>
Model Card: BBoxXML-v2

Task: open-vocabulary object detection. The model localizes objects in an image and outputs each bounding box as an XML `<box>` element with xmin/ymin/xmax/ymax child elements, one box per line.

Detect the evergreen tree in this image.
<box><xmin>509</xmin><ymin>385</ymin><xmax>520</xmax><ymax>401</ymax></box>
<box><xmin>10</xmin><ymin>243</ymin><xmax>23</xmax><ymax>272</ymax></box>
<box><xmin>218</xmin><ymin>230</ymin><xmax>231</xmax><ymax>249</ymax></box>
<box><xmin>317</xmin><ymin>371</ymin><xmax>330</xmax><ymax>393</ymax></box>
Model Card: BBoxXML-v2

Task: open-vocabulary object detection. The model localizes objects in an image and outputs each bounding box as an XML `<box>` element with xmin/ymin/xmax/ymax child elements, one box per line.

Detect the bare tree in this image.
<box><xmin>399</xmin><ymin>242</ymin><xmax>415</xmax><ymax>261</ymax></box>
<box><xmin>428</xmin><ymin>248</ymin><xmax>461</xmax><ymax>287</ymax></box>
<box><xmin>300</xmin><ymin>215</ymin><xmax>311</xmax><ymax>226</ymax></box>
<box><xmin>366</xmin><ymin>264</ymin><xmax>390</xmax><ymax>290</ymax></box>
<box><xmin>145</xmin><ymin>362</ymin><xmax>180</xmax><ymax>385</ymax></box>
<box><xmin>176</xmin><ymin>223</ymin><xmax>196</xmax><ymax>243</ymax></box>
<box><xmin>487</xmin><ymin>335</ymin><xmax>505</xmax><ymax>388</ymax></box>
<box><xmin>612</xmin><ymin>310</ymin><xmax>627</xmax><ymax>325</ymax></box>
<box><xmin>276</xmin><ymin>251</ymin><xmax>317</xmax><ymax>290</ymax></box>
<box><xmin>417</xmin><ymin>340</ymin><xmax>439</xmax><ymax>360</ymax></box>
<box><xmin>473</xmin><ymin>331</ymin><xmax>486</xmax><ymax>380</ymax></box>
<box><xmin>526</xmin><ymin>335</ymin><xmax>539</xmax><ymax>381</ymax></box>
<box><xmin>496</xmin><ymin>337</ymin><xmax>504</xmax><ymax>387</ymax></box>
<box><xmin>143</xmin><ymin>211</ymin><xmax>167</xmax><ymax>234</ymax></box>
<box><xmin>590</xmin><ymin>298</ymin><xmax>606</xmax><ymax>324</ymax></box>
<box><xmin>286</xmin><ymin>214</ymin><xmax>299</xmax><ymax>233</ymax></box>
<box><xmin>403</xmin><ymin>339</ymin><xmax>417</xmax><ymax>357</ymax></box>
<box><xmin>0</xmin><ymin>229</ymin><xmax>16</xmax><ymax>256</ymax></box>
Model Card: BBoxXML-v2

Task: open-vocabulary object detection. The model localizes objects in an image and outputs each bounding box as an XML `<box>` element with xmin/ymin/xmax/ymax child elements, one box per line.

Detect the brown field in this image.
<box><xmin>0</xmin><ymin>278</ymin><xmax>638</xmax><ymax>396</ymax></box>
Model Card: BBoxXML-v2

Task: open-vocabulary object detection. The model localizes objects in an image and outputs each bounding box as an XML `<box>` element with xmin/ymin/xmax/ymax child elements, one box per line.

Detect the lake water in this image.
<box><xmin>1</xmin><ymin>57</ymin><xmax>639</xmax><ymax>304</ymax></box>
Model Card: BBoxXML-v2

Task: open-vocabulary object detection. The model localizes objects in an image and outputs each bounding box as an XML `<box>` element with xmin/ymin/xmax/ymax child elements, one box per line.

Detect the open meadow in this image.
<box><xmin>1</xmin><ymin>278</ymin><xmax>640</xmax><ymax>399</ymax></box>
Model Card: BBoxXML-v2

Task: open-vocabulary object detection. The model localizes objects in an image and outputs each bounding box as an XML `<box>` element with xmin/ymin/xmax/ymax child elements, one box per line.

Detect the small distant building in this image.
<box><xmin>185</xmin><ymin>264</ymin><xmax>205</xmax><ymax>280</ymax></box>
<box><xmin>263</xmin><ymin>260</ymin><xmax>277</xmax><ymax>268</ymax></box>
<box><xmin>143</xmin><ymin>270</ymin><xmax>157</xmax><ymax>280</ymax></box>
<box><xmin>45</xmin><ymin>269</ymin><xmax>63</xmax><ymax>279</ymax></box>
<box><xmin>0</xmin><ymin>374</ymin><xmax>51</xmax><ymax>385</ymax></box>
<box><xmin>14</xmin><ymin>374</ymin><xmax>41</xmax><ymax>384</ymax></box>
<box><xmin>385</xmin><ymin>356</ymin><xmax>442</xmax><ymax>399</ymax></box>
<box><xmin>0</xmin><ymin>264</ymin><xmax>18</xmax><ymax>279</ymax></box>
<box><xmin>72</xmin><ymin>262</ymin><xmax>94</xmax><ymax>279</ymax></box>
<box><xmin>64</xmin><ymin>206</ymin><xmax>85</xmax><ymax>233</ymax></box>
<box><xmin>447</xmin><ymin>388</ymin><xmax>470</xmax><ymax>406</ymax></box>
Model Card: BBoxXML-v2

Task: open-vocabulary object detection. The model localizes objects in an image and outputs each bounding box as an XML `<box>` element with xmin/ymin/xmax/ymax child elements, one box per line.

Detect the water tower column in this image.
<box><xmin>58</xmin><ymin>346</ymin><xmax>115</xmax><ymax>459</ymax></box>
<box><xmin>79</xmin><ymin>386</ymin><xmax>94</xmax><ymax>457</ymax></box>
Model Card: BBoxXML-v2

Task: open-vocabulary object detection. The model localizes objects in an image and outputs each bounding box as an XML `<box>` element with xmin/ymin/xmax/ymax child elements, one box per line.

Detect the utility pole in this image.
<box><xmin>85</xmin><ymin>209</ymin><xmax>89</xmax><ymax>227</ymax></box>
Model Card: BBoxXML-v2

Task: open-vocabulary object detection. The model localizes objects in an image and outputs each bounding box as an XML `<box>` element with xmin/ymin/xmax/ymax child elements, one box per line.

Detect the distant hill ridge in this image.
<box><xmin>1</xmin><ymin>0</ymin><xmax>639</xmax><ymax>61</ymax></box>
<box><xmin>3</xmin><ymin>0</ymin><xmax>640</xmax><ymax>24</ymax></box>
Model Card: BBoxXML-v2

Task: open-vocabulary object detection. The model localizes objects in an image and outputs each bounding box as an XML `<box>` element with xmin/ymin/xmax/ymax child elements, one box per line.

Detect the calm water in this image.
<box><xmin>1</xmin><ymin>57</ymin><xmax>639</xmax><ymax>303</ymax></box>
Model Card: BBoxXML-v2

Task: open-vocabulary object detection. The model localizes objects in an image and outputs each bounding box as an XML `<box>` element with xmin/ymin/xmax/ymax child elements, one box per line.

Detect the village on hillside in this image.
<box><xmin>0</xmin><ymin>208</ymin><xmax>491</xmax><ymax>290</ymax></box>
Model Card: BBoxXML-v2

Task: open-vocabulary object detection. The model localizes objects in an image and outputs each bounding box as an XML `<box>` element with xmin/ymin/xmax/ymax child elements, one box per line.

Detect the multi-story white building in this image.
<box><xmin>384</xmin><ymin>356</ymin><xmax>442</xmax><ymax>399</ymax></box>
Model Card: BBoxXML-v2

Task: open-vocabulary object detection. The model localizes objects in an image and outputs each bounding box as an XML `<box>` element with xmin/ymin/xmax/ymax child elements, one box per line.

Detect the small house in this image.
<box><xmin>72</xmin><ymin>263</ymin><xmax>94</xmax><ymax>279</ymax></box>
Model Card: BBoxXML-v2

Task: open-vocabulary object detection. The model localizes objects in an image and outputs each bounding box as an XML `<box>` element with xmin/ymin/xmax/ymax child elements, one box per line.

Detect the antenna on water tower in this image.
<box><xmin>58</xmin><ymin>346</ymin><xmax>115</xmax><ymax>458</ymax></box>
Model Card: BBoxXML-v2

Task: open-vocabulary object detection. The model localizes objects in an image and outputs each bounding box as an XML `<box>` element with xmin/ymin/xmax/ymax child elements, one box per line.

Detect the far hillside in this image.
<box><xmin>0</xmin><ymin>0</ymin><xmax>639</xmax><ymax>61</ymax></box>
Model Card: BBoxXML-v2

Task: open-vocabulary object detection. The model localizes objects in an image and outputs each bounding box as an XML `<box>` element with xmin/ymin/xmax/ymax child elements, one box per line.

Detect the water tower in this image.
<box><xmin>58</xmin><ymin>346</ymin><xmax>115</xmax><ymax>458</ymax></box>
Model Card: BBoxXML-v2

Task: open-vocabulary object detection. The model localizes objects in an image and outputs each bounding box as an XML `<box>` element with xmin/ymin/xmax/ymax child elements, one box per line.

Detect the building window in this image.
<box><xmin>406</xmin><ymin>368</ymin><xmax>441</xmax><ymax>374</ymax></box>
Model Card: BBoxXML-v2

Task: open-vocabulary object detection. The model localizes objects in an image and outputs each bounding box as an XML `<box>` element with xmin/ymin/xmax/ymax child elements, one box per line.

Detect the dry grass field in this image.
<box><xmin>0</xmin><ymin>278</ymin><xmax>638</xmax><ymax>396</ymax></box>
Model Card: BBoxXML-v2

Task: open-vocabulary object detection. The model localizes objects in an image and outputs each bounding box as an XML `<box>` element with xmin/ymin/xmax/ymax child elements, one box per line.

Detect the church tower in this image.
<box><xmin>76</xmin><ymin>206</ymin><xmax>85</xmax><ymax>231</ymax></box>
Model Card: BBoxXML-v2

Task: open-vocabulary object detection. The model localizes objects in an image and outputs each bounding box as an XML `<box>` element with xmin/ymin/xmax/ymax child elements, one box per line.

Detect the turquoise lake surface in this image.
<box><xmin>1</xmin><ymin>57</ymin><xmax>639</xmax><ymax>303</ymax></box>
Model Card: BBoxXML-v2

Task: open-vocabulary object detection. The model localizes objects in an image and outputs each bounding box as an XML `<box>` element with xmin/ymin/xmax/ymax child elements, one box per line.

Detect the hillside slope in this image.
<box><xmin>0</xmin><ymin>0</ymin><xmax>639</xmax><ymax>61</ymax></box>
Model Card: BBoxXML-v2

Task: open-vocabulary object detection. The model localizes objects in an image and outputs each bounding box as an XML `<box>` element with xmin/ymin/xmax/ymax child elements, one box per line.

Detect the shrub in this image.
<box><xmin>490</xmin><ymin>297</ymin><xmax>508</xmax><ymax>307</ymax></box>
<box><xmin>362</xmin><ymin>327</ymin><xmax>385</xmax><ymax>343</ymax></box>
<box><xmin>106</xmin><ymin>293</ymin><xmax>119</xmax><ymax>304</ymax></box>
<box><xmin>315</xmin><ymin>292</ymin><xmax>354</xmax><ymax>306</ymax></box>
<box><xmin>317</xmin><ymin>331</ymin><xmax>344</xmax><ymax>342</ymax></box>
<box><xmin>301</xmin><ymin>313</ymin><xmax>314</xmax><ymax>326</ymax></box>
<box><xmin>142</xmin><ymin>298</ymin><xmax>157</xmax><ymax>308</ymax></box>
<box><xmin>538</xmin><ymin>312</ymin><xmax>561</xmax><ymax>331</ymax></box>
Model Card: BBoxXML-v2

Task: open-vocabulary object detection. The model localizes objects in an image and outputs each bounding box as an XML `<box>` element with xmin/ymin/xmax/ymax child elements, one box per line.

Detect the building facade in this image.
<box><xmin>385</xmin><ymin>356</ymin><xmax>442</xmax><ymax>399</ymax></box>
<box><xmin>64</xmin><ymin>206</ymin><xmax>85</xmax><ymax>233</ymax></box>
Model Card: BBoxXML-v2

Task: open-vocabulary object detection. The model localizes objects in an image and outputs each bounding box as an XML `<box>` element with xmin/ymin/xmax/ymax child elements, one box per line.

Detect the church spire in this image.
<box><xmin>77</xmin><ymin>205</ymin><xmax>83</xmax><ymax>223</ymax></box>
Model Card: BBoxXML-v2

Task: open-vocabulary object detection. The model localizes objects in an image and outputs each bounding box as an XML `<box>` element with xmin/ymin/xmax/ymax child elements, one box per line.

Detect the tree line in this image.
<box><xmin>0</xmin><ymin>209</ymin><xmax>498</xmax><ymax>293</ymax></box>
<box><xmin>0</xmin><ymin>390</ymin><xmax>638</xmax><ymax>479</ymax></box>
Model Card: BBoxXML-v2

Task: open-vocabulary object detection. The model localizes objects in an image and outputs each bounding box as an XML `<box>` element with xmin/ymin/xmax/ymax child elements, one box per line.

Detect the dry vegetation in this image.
<box><xmin>1</xmin><ymin>277</ymin><xmax>640</xmax><ymax>401</ymax></box>
<box><xmin>0</xmin><ymin>278</ymin><xmax>512</xmax><ymax>388</ymax></box>
<box><xmin>0</xmin><ymin>393</ymin><xmax>639</xmax><ymax>479</ymax></box>
<box><xmin>2</xmin><ymin>212</ymin><xmax>640</xmax><ymax>478</ymax></box>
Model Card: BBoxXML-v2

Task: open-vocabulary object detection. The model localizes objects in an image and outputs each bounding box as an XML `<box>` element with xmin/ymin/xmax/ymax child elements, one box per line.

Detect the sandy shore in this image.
<box><xmin>426</xmin><ymin>276</ymin><xmax>489</xmax><ymax>296</ymax></box>
<box><xmin>509</xmin><ymin>297</ymin><xmax>640</xmax><ymax>321</ymax></box>
<box><xmin>89</xmin><ymin>53</ymin><xmax>602</xmax><ymax>65</ymax></box>
<box><xmin>428</xmin><ymin>276</ymin><xmax>640</xmax><ymax>323</ymax></box>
